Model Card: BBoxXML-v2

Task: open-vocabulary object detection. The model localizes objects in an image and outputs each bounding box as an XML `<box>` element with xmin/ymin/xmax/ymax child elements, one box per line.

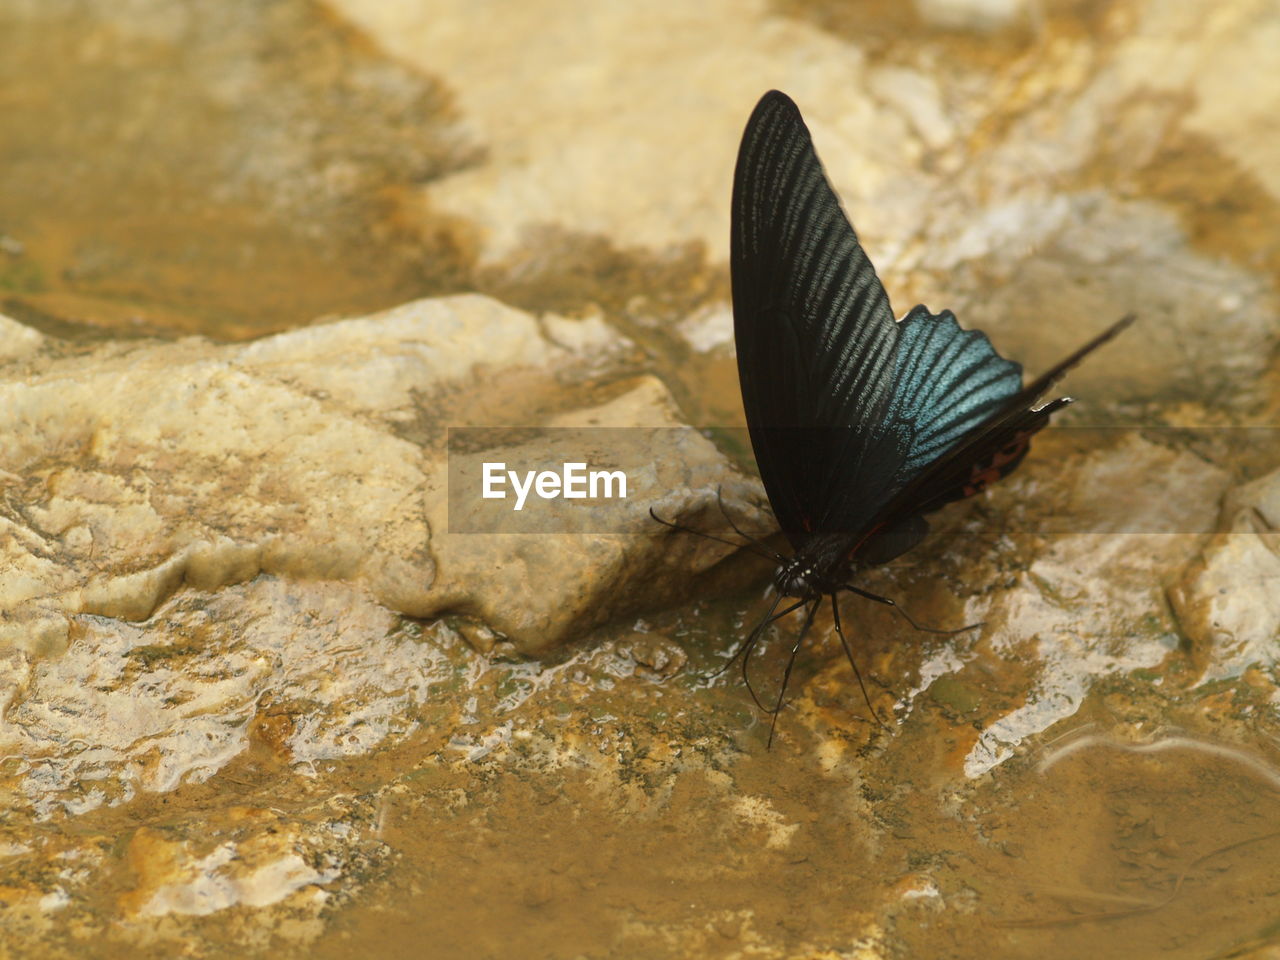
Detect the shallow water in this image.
<box><xmin>0</xmin><ymin>1</ymin><xmax>477</xmax><ymax>341</ymax></box>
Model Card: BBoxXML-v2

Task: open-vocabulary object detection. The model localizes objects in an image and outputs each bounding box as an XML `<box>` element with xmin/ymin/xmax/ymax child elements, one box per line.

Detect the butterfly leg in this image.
<box><xmin>830</xmin><ymin>594</ymin><xmax>892</xmax><ymax>733</ymax></box>
<box><xmin>730</xmin><ymin>597</ymin><xmax>807</xmax><ymax>712</ymax></box>
<box><xmin>842</xmin><ymin>584</ymin><xmax>982</xmax><ymax>636</ymax></box>
<box><xmin>766</xmin><ymin>600</ymin><xmax>818</xmax><ymax>748</ymax></box>
<box><xmin>700</xmin><ymin>593</ymin><xmax>800</xmax><ymax>688</ymax></box>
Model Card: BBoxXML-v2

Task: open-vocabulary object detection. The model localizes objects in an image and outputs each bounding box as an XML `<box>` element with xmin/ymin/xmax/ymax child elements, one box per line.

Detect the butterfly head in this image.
<box><xmin>775</xmin><ymin>555</ymin><xmax>823</xmax><ymax>599</ymax></box>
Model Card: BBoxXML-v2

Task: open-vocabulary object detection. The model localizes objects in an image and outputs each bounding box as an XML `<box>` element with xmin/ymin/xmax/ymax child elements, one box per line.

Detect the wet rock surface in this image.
<box><xmin>1</xmin><ymin>0</ymin><xmax>1279</xmax><ymax>958</ymax></box>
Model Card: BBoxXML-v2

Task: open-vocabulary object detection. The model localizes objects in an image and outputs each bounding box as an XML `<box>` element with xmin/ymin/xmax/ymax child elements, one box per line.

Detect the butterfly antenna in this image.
<box><xmin>648</xmin><ymin>507</ymin><xmax>777</xmax><ymax>562</ymax></box>
<box><xmin>766</xmin><ymin>601</ymin><xmax>818</xmax><ymax>749</ymax></box>
<box><xmin>843</xmin><ymin>584</ymin><xmax>983</xmax><ymax>636</ymax></box>
<box><xmin>715</xmin><ymin>485</ymin><xmax>784</xmax><ymax>562</ymax></box>
<box><xmin>830</xmin><ymin>594</ymin><xmax>892</xmax><ymax>734</ymax></box>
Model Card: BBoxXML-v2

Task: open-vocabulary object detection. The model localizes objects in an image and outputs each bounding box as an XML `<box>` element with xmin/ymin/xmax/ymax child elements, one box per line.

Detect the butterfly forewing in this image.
<box><xmin>733</xmin><ymin>91</ymin><xmax>902</xmax><ymax>545</ymax></box>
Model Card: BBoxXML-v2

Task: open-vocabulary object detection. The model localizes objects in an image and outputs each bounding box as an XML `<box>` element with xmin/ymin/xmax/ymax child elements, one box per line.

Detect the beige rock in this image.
<box><xmin>123</xmin><ymin>824</ymin><xmax>337</xmax><ymax>918</ymax></box>
<box><xmin>946</xmin><ymin>434</ymin><xmax>1231</xmax><ymax>775</ymax></box>
<box><xmin>0</xmin><ymin>294</ymin><xmax>764</xmax><ymax>818</ymax></box>
<box><xmin>3</xmin><ymin>578</ymin><xmax>438</xmax><ymax>817</ymax></box>
<box><xmin>0</xmin><ymin>295</ymin><xmax>757</xmax><ymax>663</ymax></box>
<box><xmin>0</xmin><ymin>315</ymin><xmax>42</xmax><ymax>363</ymax></box>
<box><xmin>914</xmin><ymin>0</ymin><xmax>1030</xmax><ymax>32</ymax></box>
<box><xmin>1171</xmin><ymin>466</ymin><xmax>1280</xmax><ymax>682</ymax></box>
<box><xmin>326</xmin><ymin>0</ymin><xmax>909</xmax><ymax>265</ymax></box>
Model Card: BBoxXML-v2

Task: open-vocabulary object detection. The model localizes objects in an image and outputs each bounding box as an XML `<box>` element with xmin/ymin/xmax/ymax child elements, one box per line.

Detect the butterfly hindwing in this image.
<box><xmin>875</xmin><ymin>314</ymin><xmax>1134</xmax><ymax>533</ymax></box>
<box><xmin>895</xmin><ymin>399</ymin><xmax>1066</xmax><ymax>521</ymax></box>
<box><xmin>884</xmin><ymin>305</ymin><xmax>1024</xmax><ymax>486</ymax></box>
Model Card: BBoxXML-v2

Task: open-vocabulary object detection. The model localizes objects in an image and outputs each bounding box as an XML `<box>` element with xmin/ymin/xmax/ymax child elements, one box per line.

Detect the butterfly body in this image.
<box><xmin>772</xmin><ymin>537</ymin><xmax>847</xmax><ymax>599</ymax></box>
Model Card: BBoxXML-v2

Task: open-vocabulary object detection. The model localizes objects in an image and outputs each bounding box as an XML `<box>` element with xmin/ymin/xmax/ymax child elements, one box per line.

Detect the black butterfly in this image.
<box><xmin>657</xmin><ymin>90</ymin><xmax>1131</xmax><ymax>743</ymax></box>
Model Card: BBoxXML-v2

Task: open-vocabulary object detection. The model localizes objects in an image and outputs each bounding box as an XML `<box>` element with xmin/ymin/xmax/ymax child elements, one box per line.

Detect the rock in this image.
<box><xmin>955</xmin><ymin>434</ymin><xmax>1231</xmax><ymax>776</ymax></box>
<box><xmin>327</xmin><ymin>0</ymin><xmax>1279</xmax><ymax>412</ymax></box>
<box><xmin>915</xmin><ymin>0</ymin><xmax>1029</xmax><ymax>32</ymax></box>
<box><xmin>0</xmin><ymin>295</ymin><xmax>761</xmax><ymax>663</ymax></box>
<box><xmin>3</xmin><ymin>579</ymin><xmax>434</xmax><ymax>818</ymax></box>
<box><xmin>0</xmin><ymin>314</ymin><xmax>42</xmax><ymax>362</ymax></box>
<box><xmin>327</xmin><ymin>0</ymin><xmax>913</xmax><ymax>265</ymax></box>
<box><xmin>121</xmin><ymin>821</ymin><xmax>337</xmax><ymax>919</ymax></box>
<box><xmin>1170</xmin><ymin>466</ymin><xmax>1280</xmax><ymax>682</ymax></box>
<box><xmin>0</xmin><ymin>295</ymin><xmax>766</xmax><ymax>821</ymax></box>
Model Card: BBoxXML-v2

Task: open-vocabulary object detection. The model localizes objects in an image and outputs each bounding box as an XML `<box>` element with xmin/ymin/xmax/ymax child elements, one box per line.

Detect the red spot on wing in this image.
<box><xmin>961</xmin><ymin>430</ymin><xmax>1034</xmax><ymax>498</ymax></box>
<box><xmin>843</xmin><ymin>521</ymin><xmax>886</xmax><ymax>562</ymax></box>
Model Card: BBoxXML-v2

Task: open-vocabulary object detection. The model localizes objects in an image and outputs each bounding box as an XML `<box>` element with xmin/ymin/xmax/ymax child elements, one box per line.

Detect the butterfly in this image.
<box><xmin>656</xmin><ymin>90</ymin><xmax>1131</xmax><ymax>743</ymax></box>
